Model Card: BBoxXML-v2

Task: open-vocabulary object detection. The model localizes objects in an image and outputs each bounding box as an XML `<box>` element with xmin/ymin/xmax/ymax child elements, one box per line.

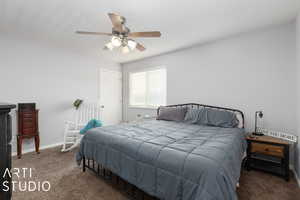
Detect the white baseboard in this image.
<box><xmin>11</xmin><ymin>142</ymin><xmax>63</xmax><ymax>157</ymax></box>
<box><xmin>290</xmin><ymin>165</ymin><xmax>300</xmax><ymax>187</ymax></box>
<box><xmin>294</xmin><ymin>169</ymin><xmax>300</xmax><ymax>187</ymax></box>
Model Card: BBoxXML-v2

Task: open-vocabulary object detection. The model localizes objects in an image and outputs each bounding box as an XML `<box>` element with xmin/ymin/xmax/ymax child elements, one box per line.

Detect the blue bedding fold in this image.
<box><xmin>76</xmin><ymin>120</ymin><xmax>246</xmax><ymax>200</ymax></box>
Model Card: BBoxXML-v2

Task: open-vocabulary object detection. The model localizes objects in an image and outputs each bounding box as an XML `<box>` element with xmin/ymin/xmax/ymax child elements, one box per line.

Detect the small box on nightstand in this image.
<box><xmin>245</xmin><ymin>134</ymin><xmax>290</xmax><ymax>181</ymax></box>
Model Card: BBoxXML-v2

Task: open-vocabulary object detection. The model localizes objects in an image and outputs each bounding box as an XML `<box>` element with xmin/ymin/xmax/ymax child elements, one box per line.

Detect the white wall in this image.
<box><xmin>0</xmin><ymin>35</ymin><xmax>121</xmax><ymax>154</ymax></box>
<box><xmin>123</xmin><ymin>23</ymin><xmax>297</xmax><ymax>135</ymax></box>
<box><xmin>296</xmin><ymin>14</ymin><xmax>300</xmax><ymax>180</ymax></box>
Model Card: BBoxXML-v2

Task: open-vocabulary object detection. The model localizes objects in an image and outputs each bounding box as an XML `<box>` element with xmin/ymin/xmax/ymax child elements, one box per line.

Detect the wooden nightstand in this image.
<box><xmin>245</xmin><ymin>135</ymin><xmax>290</xmax><ymax>181</ymax></box>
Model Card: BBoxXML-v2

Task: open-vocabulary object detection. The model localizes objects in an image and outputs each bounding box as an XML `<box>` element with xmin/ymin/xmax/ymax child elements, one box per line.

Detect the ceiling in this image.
<box><xmin>1</xmin><ymin>0</ymin><xmax>299</xmax><ymax>63</ymax></box>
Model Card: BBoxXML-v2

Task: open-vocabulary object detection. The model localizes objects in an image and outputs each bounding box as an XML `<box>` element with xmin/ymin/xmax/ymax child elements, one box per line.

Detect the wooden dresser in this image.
<box><xmin>0</xmin><ymin>103</ymin><xmax>16</xmax><ymax>200</ymax></box>
<box><xmin>246</xmin><ymin>135</ymin><xmax>290</xmax><ymax>181</ymax></box>
<box><xmin>17</xmin><ymin>103</ymin><xmax>40</xmax><ymax>159</ymax></box>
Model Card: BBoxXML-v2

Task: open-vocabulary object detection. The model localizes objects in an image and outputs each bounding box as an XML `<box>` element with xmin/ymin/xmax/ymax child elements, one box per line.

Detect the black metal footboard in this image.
<box><xmin>82</xmin><ymin>156</ymin><xmax>158</xmax><ymax>200</ymax></box>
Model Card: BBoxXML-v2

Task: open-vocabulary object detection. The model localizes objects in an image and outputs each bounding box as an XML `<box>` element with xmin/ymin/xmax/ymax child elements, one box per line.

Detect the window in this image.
<box><xmin>129</xmin><ymin>68</ymin><xmax>166</xmax><ymax>108</ymax></box>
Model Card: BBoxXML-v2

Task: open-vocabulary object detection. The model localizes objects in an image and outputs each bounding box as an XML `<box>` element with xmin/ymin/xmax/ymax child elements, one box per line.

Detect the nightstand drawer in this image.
<box><xmin>251</xmin><ymin>143</ymin><xmax>284</xmax><ymax>157</ymax></box>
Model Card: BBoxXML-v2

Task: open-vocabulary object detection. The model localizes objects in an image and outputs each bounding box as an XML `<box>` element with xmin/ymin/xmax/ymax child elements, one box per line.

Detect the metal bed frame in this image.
<box><xmin>82</xmin><ymin>157</ymin><xmax>158</xmax><ymax>200</ymax></box>
<box><xmin>82</xmin><ymin>103</ymin><xmax>245</xmax><ymax>200</ymax></box>
<box><xmin>158</xmin><ymin>103</ymin><xmax>245</xmax><ymax>128</ymax></box>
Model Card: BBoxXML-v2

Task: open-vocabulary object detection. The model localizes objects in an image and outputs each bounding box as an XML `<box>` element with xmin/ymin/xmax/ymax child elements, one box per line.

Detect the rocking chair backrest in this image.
<box><xmin>74</xmin><ymin>102</ymin><xmax>101</xmax><ymax>127</ymax></box>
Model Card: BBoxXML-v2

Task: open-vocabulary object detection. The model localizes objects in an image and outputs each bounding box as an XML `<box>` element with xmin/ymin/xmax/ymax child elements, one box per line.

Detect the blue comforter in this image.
<box><xmin>76</xmin><ymin>120</ymin><xmax>246</xmax><ymax>200</ymax></box>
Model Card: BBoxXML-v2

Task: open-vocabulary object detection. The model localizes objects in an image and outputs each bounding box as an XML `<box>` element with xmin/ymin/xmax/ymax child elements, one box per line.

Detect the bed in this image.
<box><xmin>76</xmin><ymin>103</ymin><xmax>247</xmax><ymax>200</ymax></box>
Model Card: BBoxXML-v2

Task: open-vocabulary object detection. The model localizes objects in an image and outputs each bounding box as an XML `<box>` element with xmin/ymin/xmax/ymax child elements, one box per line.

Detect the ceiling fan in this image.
<box><xmin>76</xmin><ymin>13</ymin><xmax>161</xmax><ymax>53</ymax></box>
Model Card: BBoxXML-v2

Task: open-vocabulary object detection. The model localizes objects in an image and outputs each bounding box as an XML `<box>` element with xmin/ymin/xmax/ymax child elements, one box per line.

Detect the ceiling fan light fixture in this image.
<box><xmin>127</xmin><ymin>40</ymin><xmax>137</xmax><ymax>50</ymax></box>
<box><xmin>121</xmin><ymin>46</ymin><xmax>130</xmax><ymax>54</ymax></box>
<box><xmin>77</xmin><ymin>13</ymin><xmax>161</xmax><ymax>53</ymax></box>
<box><xmin>105</xmin><ymin>42</ymin><xmax>114</xmax><ymax>50</ymax></box>
<box><xmin>111</xmin><ymin>36</ymin><xmax>122</xmax><ymax>47</ymax></box>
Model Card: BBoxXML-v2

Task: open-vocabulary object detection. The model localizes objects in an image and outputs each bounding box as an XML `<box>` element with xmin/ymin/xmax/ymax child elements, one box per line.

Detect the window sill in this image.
<box><xmin>128</xmin><ymin>106</ymin><xmax>158</xmax><ymax>110</ymax></box>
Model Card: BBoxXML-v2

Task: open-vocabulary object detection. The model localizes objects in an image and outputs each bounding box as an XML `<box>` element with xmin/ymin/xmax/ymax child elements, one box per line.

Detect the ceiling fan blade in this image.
<box><xmin>136</xmin><ymin>43</ymin><xmax>146</xmax><ymax>51</ymax></box>
<box><xmin>76</xmin><ymin>31</ymin><xmax>112</xmax><ymax>36</ymax></box>
<box><xmin>128</xmin><ymin>31</ymin><xmax>161</xmax><ymax>38</ymax></box>
<box><xmin>108</xmin><ymin>13</ymin><xmax>125</xmax><ymax>32</ymax></box>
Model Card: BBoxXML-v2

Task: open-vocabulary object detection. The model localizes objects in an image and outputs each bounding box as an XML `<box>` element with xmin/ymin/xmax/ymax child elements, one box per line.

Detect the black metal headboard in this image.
<box><xmin>157</xmin><ymin>103</ymin><xmax>245</xmax><ymax>128</ymax></box>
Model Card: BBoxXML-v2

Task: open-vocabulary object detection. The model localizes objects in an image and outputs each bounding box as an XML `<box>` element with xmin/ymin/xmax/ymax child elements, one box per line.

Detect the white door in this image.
<box><xmin>99</xmin><ymin>68</ymin><xmax>122</xmax><ymax>126</ymax></box>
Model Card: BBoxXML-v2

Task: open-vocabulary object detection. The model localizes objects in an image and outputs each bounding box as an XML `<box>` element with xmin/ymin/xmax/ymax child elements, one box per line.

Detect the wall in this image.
<box><xmin>296</xmin><ymin>13</ymin><xmax>300</xmax><ymax>181</ymax></box>
<box><xmin>0</xmin><ymin>35</ymin><xmax>121</xmax><ymax>154</ymax></box>
<box><xmin>123</xmin><ymin>23</ymin><xmax>297</xmax><ymax>137</ymax></box>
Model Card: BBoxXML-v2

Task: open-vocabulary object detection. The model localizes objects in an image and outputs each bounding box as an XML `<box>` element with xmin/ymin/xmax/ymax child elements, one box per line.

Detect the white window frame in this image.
<box><xmin>128</xmin><ymin>66</ymin><xmax>166</xmax><ymax>109</ymax></box>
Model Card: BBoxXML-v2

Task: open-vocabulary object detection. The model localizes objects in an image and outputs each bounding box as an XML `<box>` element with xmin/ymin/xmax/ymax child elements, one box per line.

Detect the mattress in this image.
<box><xmin>76</xmin><ymin>120</ymin><xmax>247</xmax><ymax>200</ymax></box>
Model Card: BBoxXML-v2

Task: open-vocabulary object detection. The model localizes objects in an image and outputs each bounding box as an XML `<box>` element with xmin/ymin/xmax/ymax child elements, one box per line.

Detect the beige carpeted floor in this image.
<box><xmin>12</xmin><ymin>147</ymin><xmax>300</xmax><ymax>200</ymax></box>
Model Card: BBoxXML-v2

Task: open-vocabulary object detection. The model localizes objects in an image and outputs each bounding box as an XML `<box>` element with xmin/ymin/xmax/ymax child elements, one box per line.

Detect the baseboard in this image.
<box><xmin>290</xmin><ymin>165</ymin><xmax>300</xmax><ymax>187</ymax></box>
<box><xmin>294</xmin><ymin>169</ymin><xmax>300</xmax><ymax>187</ymax></box>
<box><xmin>11</xmin><ymin>142</ymin><xmax>63</xmax><ymax>157</ymax></box>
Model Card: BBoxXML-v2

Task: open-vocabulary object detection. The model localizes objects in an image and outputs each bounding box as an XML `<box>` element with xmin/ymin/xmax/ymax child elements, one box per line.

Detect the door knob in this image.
<box><xmin>101</xmin><ymin>105</ymin><xmax>105</xmax><ymax>108</ymax></box>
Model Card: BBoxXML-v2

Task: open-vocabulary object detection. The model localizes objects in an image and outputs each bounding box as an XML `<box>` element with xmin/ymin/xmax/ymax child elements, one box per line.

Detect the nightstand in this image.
<box><xmin>245</xmin><ymin>135</ymin><xmax>290</xmax><ymax>181</ymax></box>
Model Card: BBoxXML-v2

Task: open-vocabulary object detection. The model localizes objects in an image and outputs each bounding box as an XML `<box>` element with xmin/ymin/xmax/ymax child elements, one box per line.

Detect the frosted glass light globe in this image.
<box><xmin>105</xmin><ymin>42</ymin><xmax>114</xmax><ymax>50</ymax></box>
<box><xmin>121</xmin><ymin>46</ymin><xmax>130</xmax><ymax>54</ymax></box>
<box><xmin>127</xmin><ymin>40</ymin><xmax>137</xmax><ymax>50</ymax></box>
<box><xmin>111</xmin><ymin>36</ymin><xmax>122</xmax><ymax>47</ymax></box>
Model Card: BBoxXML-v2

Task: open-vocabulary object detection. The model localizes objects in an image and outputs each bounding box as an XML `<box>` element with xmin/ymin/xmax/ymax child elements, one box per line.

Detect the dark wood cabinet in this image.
<box><xmin>17</xmin><ymin>104</ymin><xmax>40</xmax><ymax>159</ymax></box>
<box><xmin>246</xmin><ymin>135</ymin><xmax>290</xmax><ymax>181</ymax></box>
<box><xmin>0</xmin><ymin>103</ymin><xmax>16</xmax><ymax>200</ymax></box>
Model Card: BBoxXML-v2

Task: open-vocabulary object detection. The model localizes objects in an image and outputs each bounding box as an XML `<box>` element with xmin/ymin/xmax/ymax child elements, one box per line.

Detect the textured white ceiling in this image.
<box><xmin>1</xmin><ymin>0</ymin><xmax>299</xmax><ymax>63</ymax></box>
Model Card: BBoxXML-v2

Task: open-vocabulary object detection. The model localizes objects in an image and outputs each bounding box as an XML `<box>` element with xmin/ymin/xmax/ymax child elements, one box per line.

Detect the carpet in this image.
<box><xmin>12</xmin><ymin>147</ymin><xmax>300</xmax><ymax>200</ymax></box>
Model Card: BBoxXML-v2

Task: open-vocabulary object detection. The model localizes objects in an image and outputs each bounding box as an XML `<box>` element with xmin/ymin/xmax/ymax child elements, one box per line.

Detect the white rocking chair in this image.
<box><xmin>61</xmin><ymin>102</ymin><xmax>102</xmax><ymax>152</ymax></box>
